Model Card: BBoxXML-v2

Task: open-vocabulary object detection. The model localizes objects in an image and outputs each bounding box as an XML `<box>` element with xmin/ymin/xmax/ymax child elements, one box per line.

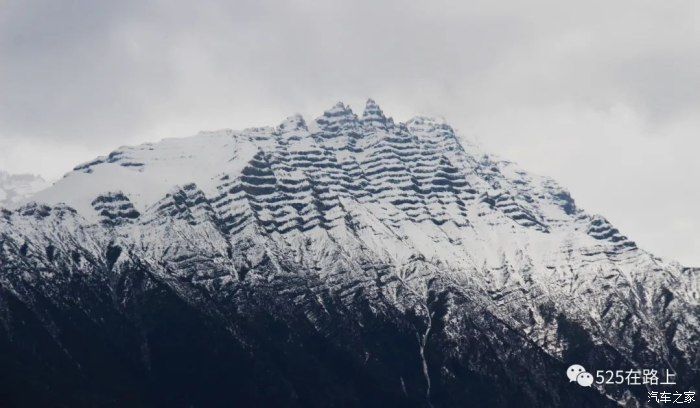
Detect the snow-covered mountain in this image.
<box><xmin>0</xmin><ymin>170</ymin><xmax>47</xmax><ymax>208</ymax></box>
<box><xmin>1</xmin><ymin>100</ymin><xmax>697</xmax><ymax>407</ymax></box>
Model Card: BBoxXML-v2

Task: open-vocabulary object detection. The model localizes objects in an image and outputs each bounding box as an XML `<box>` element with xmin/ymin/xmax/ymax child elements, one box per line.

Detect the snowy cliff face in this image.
<box><xmin>0</xmin><ymin>100</ymin><xmax>697</xmax><ymax>407</ymax></box>
<box><xmin>0</xmin><ymin>171</ymin><xmax>47</xmax><ymax>208</ymax></box>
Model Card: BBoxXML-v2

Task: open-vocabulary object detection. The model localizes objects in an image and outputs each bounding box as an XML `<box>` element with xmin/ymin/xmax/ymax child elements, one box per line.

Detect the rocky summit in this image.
<box><xmin>0</xmin><ymin>100</ymin><xmax>697</xmax><ymax>407</ymax></box>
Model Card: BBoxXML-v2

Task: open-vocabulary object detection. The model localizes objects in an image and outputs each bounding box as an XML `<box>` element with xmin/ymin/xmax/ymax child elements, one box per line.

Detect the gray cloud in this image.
<box><xmin>0</xmin><ymin>0</ymin><xmax>698</xmax><ymax>265</ymax></box>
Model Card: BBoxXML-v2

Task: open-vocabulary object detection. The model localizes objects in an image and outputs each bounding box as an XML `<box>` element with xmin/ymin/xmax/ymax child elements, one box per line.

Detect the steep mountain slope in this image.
<box><xmin>0</xmin><ymin>100</ymin><xmax>697</xmax><ymax>407</ymax></box>
<box><xmin>0</xmin><ymin>171</ymin><xmax>48</xmax><ymax>208</ymax></box>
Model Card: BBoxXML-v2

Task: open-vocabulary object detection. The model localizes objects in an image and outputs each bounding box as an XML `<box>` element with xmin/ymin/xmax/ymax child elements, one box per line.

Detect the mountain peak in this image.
<box><xmin>277</xmin><ymin>114</ymin><xmax>308</xmax><ymax>135</ymax></box>
<box><xmin>2</xmin><ymin>100</ymin><xmax>697</xmax><ymax>408</ymax></box>
<box><xmin>362</xmin><ymin>98</ymin><xmax>393</xmax><ymax>130</ymax></box>
<box><xmin>364</xmin><ymin>98</ymin><xmax>379</xmax><ymax>109</ymax></box>
<box><xmin>315</xmin><ymin>102</ymin><xmax>359</xmax><ymax>133</ymax></box>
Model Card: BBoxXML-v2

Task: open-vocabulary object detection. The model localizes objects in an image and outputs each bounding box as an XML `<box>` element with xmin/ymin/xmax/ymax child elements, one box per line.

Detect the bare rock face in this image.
<box><xmin>0</xmin><ymin>101</ymin><xmax>697</xmax><ymax>407</ymax></box>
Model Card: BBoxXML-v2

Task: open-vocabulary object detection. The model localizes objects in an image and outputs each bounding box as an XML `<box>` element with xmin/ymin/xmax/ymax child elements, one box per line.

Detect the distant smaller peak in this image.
<box><xmin>362</xmin><ymin>98</ymin><xmax>383</xmax><ymax>117</ymax></box>
<box><xmin>362</xmin><ymin>98</ymin><xmax>393</xmax><ymax>130</ymax></box>
<box><xmin>316</xmin><ymin>101</ymin><xmax>359</xmax><ymax>133</ymax></box>
<box><xmin>278</xmin><ymin>114</ymin><xmax>308</xmax><ymax>134</ymax></box>
<box><xmin>323</xmin><ymin>101</ymin><xmax>354</xmax><ymax>116</ymax></box>
<box><xmin>0</xmin><ymin>171</ymin><xmax>46</xmax><ymax>182</ymax></box>
<box><xmin>364</xmin><ymin>98</ymin><xmax>379</xmax><ymax>109</ymax></box>
<box><xmin>406</xmin><ymin>115</ymin><xmax>455</xmax><ymax>134</ymax></box>
<box><xmin>406</xmin><ymin>116</ymin><xmax>447</xmax><ymax>126</ymax></box>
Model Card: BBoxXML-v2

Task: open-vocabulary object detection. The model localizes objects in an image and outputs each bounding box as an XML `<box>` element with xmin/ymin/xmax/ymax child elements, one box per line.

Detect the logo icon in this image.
<box><xmin>576</xmin><ymin>372</ymin><xmax>594</xmax><ymax>387</ymax></box>
<box><xmin>567</xmin><ymin>364</ymin><xmax>593</xmax><ymax>387</ymax></box>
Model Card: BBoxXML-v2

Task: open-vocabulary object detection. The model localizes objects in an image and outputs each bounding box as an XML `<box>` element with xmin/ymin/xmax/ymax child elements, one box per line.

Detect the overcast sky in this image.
<box><xmin>0</xmin><ymin>0</ymin><xmax>698</xmax><ymax>265</ymax></box>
